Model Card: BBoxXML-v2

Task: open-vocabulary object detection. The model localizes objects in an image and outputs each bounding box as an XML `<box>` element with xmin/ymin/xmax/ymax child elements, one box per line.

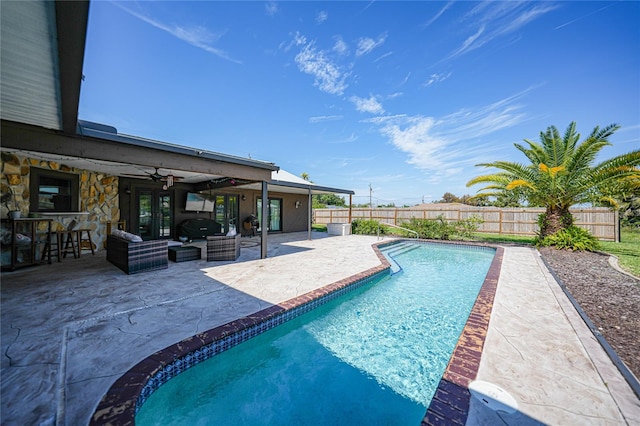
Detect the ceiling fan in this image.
<box><xmin>122</xmin><ymin>167</ymin><xmax>183</xmax><ymax>188</ymax></box>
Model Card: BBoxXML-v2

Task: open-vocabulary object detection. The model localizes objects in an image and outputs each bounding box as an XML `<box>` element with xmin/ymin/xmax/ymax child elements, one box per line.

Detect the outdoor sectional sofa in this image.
<box><xmin>206</xmin><ymin>234</ymin><xmax>241</xmax><ymax>261</ymax></box>
<box><xmin>106</xmin><ymin>233</ymin><xmax>168</xmax><ymax>274</ymax></box>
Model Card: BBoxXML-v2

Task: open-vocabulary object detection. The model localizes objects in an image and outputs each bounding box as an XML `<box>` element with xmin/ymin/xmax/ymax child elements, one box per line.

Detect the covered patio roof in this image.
<box><xmin>237</xmin><ymin>169</ymin><xmax>354</xmax><ymax>196</ymax></box>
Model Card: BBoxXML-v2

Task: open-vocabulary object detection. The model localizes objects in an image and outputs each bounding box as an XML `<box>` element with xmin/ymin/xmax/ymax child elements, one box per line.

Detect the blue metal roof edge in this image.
<box><xmin>77</xmin><ymin>120</ymin><xmax>278</xmax><ymax>171</ymax></box>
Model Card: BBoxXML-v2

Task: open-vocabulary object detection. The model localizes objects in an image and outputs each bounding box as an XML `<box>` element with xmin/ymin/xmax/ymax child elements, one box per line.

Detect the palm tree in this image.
<box><xmin>467</xmin><ymin>122</ymin><xmax>640</xmax><ymax>237</ymax></box>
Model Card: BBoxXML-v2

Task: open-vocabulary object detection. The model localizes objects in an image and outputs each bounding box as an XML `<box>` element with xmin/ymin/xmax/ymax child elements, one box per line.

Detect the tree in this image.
<box><xmin>491</xmin><ymin>187</ymin><xmax>526</xmax><ymax>207</ymax></box>
<box><xmin>467</xmin><ymin>122</ymin><xmax>640</xmax><ymax>237</ymax></box>
<box><xmin>313</xmin><ymin>193</ymin><xmax>346</xmax><ymax>208</ymax></box>
<box><xmin>435</xmin><ymin>192</ymin><xmax>460</xmax><ymax>203</ymax></box>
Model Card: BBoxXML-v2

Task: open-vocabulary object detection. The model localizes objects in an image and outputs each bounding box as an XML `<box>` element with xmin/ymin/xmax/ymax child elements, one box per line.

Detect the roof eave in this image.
<box><xmin>55</xmin><ymin>1</ymin><xmax>90</xmax><ymax>134</ymax></box>
<box><xmin>78</xmin><ymin>126</ymin><xmax>279</xmax><ymax>172</ymax></box>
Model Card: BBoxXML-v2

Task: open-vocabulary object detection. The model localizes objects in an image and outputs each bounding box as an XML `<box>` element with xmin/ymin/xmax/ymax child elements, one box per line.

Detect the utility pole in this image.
<box><xmin>369</xmin><ymin>183</ymin><xmax>373</xmax><ymax>219</ymax></box>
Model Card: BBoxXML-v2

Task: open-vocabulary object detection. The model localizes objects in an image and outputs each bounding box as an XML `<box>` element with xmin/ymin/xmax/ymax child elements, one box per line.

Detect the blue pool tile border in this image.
<box><xmin>90</xmin><ymin>239</ymin><xmax>502</xmax><ymax>425</ymax></box>
<box><xmin>135</xmin><ymin>268</ymin><xmax>389</xmax><ymax>410</ymax></box>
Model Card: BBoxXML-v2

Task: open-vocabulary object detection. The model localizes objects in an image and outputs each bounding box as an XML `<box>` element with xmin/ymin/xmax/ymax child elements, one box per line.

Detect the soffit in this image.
<box><xmin>236</xmin><ymin>171</ymin><xmax>355</xmax><ymax>196</ymax></box>
<box><xmin>0</xmin><ymin>1</ymin><xmax>61</xmax><ymax>130</ymax></box>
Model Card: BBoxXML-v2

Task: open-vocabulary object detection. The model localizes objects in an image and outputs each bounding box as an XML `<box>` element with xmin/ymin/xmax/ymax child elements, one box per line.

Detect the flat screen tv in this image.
<box><xmin>185</xmin><ymin>192</ymin><xmax>215</xmax><ymax>212</ymax></box>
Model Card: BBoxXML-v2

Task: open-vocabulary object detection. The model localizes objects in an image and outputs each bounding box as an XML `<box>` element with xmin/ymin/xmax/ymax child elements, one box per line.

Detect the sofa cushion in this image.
<box><xmin>112</xmin><ymin>229</ymin><xmax>143</xmax><ymax>242</ymax></box>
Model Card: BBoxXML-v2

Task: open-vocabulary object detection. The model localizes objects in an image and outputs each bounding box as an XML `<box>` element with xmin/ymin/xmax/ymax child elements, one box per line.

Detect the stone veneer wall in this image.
<box><xmin>1</xmin><ymin>152</ymin><xmax>120</xmax><ymax>252</ymax></box>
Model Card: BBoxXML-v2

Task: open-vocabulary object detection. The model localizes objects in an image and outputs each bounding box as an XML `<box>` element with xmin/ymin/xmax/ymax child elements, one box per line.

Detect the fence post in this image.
<box><xmin>499</xmin><ymin>210</ymin><xmax>503</xmax><ymax>234</ymax></box>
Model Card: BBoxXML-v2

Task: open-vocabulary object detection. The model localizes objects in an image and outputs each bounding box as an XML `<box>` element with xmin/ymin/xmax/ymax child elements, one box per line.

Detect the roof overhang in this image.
<box><xmin>0</xmin><ymin>1</ymin><xmax>89</xmax><ymax>133</ymax></box>
<box><xmin>2</xmin><ymin>119</ymin><xmax>277</xmax><ymax>184</ymax></box>
<box><xmin>236</xmin><ymin>170</ymin><xmax>354</xmax><ymax>196</ymax></box>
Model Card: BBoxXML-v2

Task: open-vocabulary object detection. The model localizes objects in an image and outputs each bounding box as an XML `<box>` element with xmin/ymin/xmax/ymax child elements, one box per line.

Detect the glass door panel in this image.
<box><xmin>159</xmin><ymin>193</ymin><xmax>171</xmax><ymax>238</ymax></box>
<box><xmin>138</xmin><ymin>191</ymin><xmax>153</xmax><ymax>240</ymax></box>
<box><xmin>137</xmin><ymin>189</ymin><xmax>173</xmax><ymax>240</ymax></box>
<box><xmin>257</xmin><ymin>198</ymin><xmax>282</xmax><ymax>232</ymax></box>
<box><xmin>215</xmin><ymin>195</ymin><xmax>226</xmax><ymax>233</ymax></box>
<box><xmin>228</xmin><ymin>195</ymin><xmax>238</xmax><ymax>233</ymax></box>
<box><xmin>214</xmin><ymin>194</ymin><xmax>239</xmax><ymax>234</ymax></box>
<box><xmin>269</xmin><ymin>199</ymin><xmax>281</xmax><ymax>231</ymax></box>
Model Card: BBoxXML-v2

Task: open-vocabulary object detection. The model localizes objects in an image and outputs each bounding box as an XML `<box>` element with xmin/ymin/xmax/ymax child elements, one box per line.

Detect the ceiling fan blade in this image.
<box><xmin>122</xmin><ymin>173</ymin><xmax>153</xmax><ymax>178</ymax></box>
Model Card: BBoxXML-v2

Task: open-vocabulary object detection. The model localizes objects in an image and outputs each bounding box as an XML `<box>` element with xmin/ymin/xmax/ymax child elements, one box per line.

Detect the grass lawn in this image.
<box><xmin>600</xmin><ymin>227</ymin><xmax>640</xmax><ymax>278</ymax></box>
<box><xmin>312</xmin><ymin>224</ymin><xmax>327</xmax><ymax>232</ymax></box>
<box><xmin>472</xmin><ymin>228</ymin><xmax>640</xmax><ymax>278</ymax></box>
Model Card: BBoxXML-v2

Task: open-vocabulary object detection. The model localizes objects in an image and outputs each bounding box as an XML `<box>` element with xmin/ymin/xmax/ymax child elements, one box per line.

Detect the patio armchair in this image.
<box><xmin>206</xmin><ymin>234</ymin><xmax>241</xmax><ymax>261</ymax></box>
<box><xmin>107</xmin><ymin>233</ymin><xmax>168</xmax><ymax>274</ymax></box>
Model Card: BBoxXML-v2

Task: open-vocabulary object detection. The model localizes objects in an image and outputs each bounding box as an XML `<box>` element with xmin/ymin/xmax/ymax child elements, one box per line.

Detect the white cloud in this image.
<box><xmin>380</xmin><ymin>116</ymin><xmax>447</xmax><ymax>169</ymax></box>
<box><xmin>423</xmin><ymin>72</ymin><xmax>452</xmax><ymax>87</ymax></box>
<box><xmin>374</xmin><ymin>51</ymin><xmax>393</xmax><ymax>62</ymax></box>
<box><xmin>449</xmin><ymin>25</ymin><xmax>486</xmax><ymax>58</ymax></box>
<box><xmin>333</xmin><ymin>37</ymin><xmax>349</xmax><ymax>55</ymax></box>
<box><xmin>448</xmin><ymin>3</ymin><xmax>558</xmax><ymax>59</ymax></box>
<box><xmin>327</xmin><ymin>133</ymin><xmax>360</xmax><ymax>144</ymax></box>
<box><xmin>295</xmin><ymin>42</ymin><xmax>348</xmax><ymax>95</ymax></box>
<box><xmin>350</xmin><ymin>95</ymin><xmax>385</xmax><ymax>114</ymax></box>
<box><xmin>316</xmin><ymin>11</ymin><xmax>328</xmax><ymax>24</ymax></box>
<box><xmin>293</xmin><ymin>32</ymin><xmax>307</xmax><ymax>46</ymax></box>
<box><xmin>424</xmin><ymin>1</ymin><xmax>454</xmax><ymax>28</ymax></box>
<box><xmin>377</xmin><ymin>90</ymin><xmax>531</xmax><ymax>171</ymax></box>
<box><xmin>356</xmin><ymin>34</ymin><xmax>387</xmax><ymax>56</ymax></box>
<box><xmin>555</xmin><ymin>3</ymin><xmax>615</xmax><ymax>30</ymax></box>
<box><xmin>113</xmin><ymin>3</ymin><xmax>241</xmax><ymax>63</ymax></box>
<box><xmin>265</xmin><ymin>2</ymin><xmax>278</xmax><ymax>16</ymax></box>
<box><xmin>309</xmin><ymin>115</ymin><xmax>343</xmax><ymax>123</ymax></box>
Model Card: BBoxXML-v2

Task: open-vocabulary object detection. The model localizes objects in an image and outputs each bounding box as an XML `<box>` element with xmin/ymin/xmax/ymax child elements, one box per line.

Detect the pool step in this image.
<box><xmin>381</xmin><ymin>242</ymin><xmax>421</xmax><ymax>274</ymax></box>
<box><xmin>384</xmin><ymin>242</ymin><xmax>419</xmax><ymax>257</ymax></box>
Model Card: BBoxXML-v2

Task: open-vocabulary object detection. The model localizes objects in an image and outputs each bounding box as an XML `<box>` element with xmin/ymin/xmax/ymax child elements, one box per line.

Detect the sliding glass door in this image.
<box><xmin>137</xmin><ymin>189</ymin><xmax>172</xmax><ymax>240</ymax></box>
<box><xmin>256</xmin><ymin>198</ymin><xmax>282</xmax><ymax>232</ymax></box>
<box><xmin>214</xmin><ymin>194</ymin><xmax>239</xmax><ymax>234</ymax></box>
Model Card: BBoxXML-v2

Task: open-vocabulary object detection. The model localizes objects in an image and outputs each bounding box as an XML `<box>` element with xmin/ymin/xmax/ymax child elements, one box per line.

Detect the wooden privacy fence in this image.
<box><xmin>313</xmin><ymin>206</ymin><xmax>619</xmax><ymax>241</ymax></box>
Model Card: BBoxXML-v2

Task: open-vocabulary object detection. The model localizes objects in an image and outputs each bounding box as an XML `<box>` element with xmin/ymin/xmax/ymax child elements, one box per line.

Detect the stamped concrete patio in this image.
<box><xmin>1</xmin><ymin>232</ymin><xmax>639</xmax><ymax>425</ymax></box>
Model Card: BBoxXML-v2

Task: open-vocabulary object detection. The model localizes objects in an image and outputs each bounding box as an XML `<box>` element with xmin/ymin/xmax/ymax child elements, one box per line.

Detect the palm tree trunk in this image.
<box><xmin>541</xmin><ymin>206</ymin><xmax>573</xmax><ymax>237</ymax></box>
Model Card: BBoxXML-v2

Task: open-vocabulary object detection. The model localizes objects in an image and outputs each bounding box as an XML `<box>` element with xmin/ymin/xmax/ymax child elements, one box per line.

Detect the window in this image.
<box><xmin>29</xmin><ymin>168</ymin><xmax>79</xmax><ymax>212</ymax></box>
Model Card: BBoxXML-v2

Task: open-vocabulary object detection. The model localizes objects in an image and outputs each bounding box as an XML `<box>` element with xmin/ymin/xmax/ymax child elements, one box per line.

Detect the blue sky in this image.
<box><xmin>79</xmin><ymin>1</ymin><xmax>640</xmax><ymax>206</ymax></box>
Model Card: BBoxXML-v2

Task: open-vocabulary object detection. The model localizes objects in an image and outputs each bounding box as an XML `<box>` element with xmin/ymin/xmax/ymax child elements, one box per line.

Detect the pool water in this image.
<box><xmin>136</xmin><ymin>243</ymin><xmax>495</xmax><ymax>425</ymax></box>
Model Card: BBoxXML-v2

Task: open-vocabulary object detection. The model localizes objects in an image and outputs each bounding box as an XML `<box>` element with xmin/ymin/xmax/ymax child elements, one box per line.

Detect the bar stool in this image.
<box><xmin>77</xmin><ymin>228</ymin><xmax>95</xmax><ymax>256</ymax></box>
<box><xmin>48</xmin><ymin>231</ymin><xmax>66</xmax><ymax>262</ymax></box>
<box><xmin>46</xmin><ymin>230</ymin><xmax>78</xmax><ymax>261</ymax></box>
<box><xmin>60</xmin><ymin>230</ymin><xmax>79</xmax><ymax>259</ymax></box>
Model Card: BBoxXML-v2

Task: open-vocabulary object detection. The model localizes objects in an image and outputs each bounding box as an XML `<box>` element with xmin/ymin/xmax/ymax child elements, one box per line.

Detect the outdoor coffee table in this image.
<box><xmin>168</xmin><ymin>245</ymin><xmax>201</xmax><ymax>262</ymax></box>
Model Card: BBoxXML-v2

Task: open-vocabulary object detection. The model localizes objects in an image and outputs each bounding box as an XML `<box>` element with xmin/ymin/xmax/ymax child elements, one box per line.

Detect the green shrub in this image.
<box><xmin>402</xmin><ymin>215</ymin><xmax>483</xmax><ymax>240</ymax></box>
<box><xmin>350</xmin><ymin>216</ymin><xmax>484</xmax><ymax>239</ymax></box>
<box><xmin>351</xmin><ymin>219</ymin><xmax>387</xmax><ymax>235</ymax></box>
<box><xmin>535</xmin><ymin>226</ymin><xmax>601</xmax><ymax>251</ymax></box>
<box><xmin>405</xmin><ymin>216</ymin><xmax>452</xmax><ymax>239</ymax></box>
<box><xmin>453</xmin><ymin>215</ymin><xmax>484</xmax><ymax>239</ymax></box>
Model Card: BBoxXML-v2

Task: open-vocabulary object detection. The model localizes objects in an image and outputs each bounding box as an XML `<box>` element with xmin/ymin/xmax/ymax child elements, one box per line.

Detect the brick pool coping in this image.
<box><xmin>90</xmin><ymin>240</ymin><xmax>503</xmax><ymax>425</ymax></box>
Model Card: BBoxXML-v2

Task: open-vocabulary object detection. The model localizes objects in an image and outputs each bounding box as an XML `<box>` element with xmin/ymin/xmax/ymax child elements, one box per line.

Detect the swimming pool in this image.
<box><xmin>132</xmin><ymin>241</ymin><xmax>496</xmax><ymax>425</ymax></box>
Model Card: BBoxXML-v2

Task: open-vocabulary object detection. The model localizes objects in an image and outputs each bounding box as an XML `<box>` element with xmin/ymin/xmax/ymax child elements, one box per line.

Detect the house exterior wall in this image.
<box><xmin>1</xmin><ymin>152</ymin><xmax>120</xmax><ymax>251</ymax></box>
<box><xmin>238</xmin><ymin>190</ymin><xmax>310</xmax><ymax>234</ymax></box>
<box><xmin>117</xmin><ymin>181</ymin><xmax>311</xmax><ymax>240</ymax></box>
